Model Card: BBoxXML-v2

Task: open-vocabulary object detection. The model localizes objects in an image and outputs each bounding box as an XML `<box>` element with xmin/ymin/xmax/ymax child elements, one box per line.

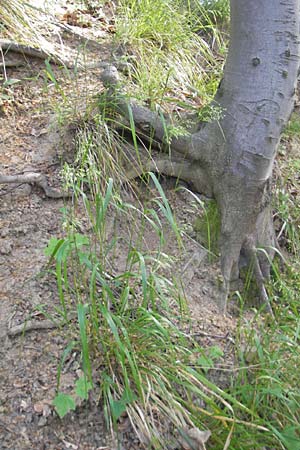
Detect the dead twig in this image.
<box><xmin>7</xmin><ymin>311</ymin><xmax>78</xmax><ymax>337</ymax></box>
<box><xmin>189</xmin><ymin>330</ymin><xmax>229</xmax><ymax>340</ymax></box>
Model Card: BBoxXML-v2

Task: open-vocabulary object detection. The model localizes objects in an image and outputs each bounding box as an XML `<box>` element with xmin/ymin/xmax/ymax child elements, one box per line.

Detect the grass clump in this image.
<box><xmin>192</xmin><ymin>199</ymin><xmax>221</xmax><ymax>257</ymax></box>
<box><xmin>0</xmin><ymin>0</ymin><xmax>38</xmax><ymax>40</ymax></box>
<box><xmin>116</xmin><ymin>0</ymin><xmax>194</xmax><ymax>50</ymax></box>
<box><xmin>234</xmin><ymin>298</ymin><xmax>300</xmax><ymax>449</ymax></box>
<box><xmin>114</xmin><ymin>0</ymin><xmax>227</xmax><ymax>112</ymax></box>
<box><xmin>43</xmin><ymin>111</ymin><xmax>276</xmax><ymax>448</ymax></box>
<box><xmin>44</xmin><ymin>141</ymin><xmax>229</xmax><ymax>447</ymax></box>
<box><xmin>198</xmin><ymin>0</ymin><xmax>230</xmax><ymax>23</ymax></box>
<box><xmin>0</xmin><ymin>0</ymin><xmax>54</xmax><ymax>49</ymax></box>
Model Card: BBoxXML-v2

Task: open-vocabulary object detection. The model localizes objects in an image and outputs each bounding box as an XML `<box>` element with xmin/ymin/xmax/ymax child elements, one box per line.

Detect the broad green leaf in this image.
<box><xmin>121</xmin><ymin>387</ymin><xmax>137</xmax><ymax>404</ymax></box>
<box><xmin>276</xmin><ymin>426</ymin><xmax>300</xmax><ymax>450</ymax></box>
<box><xmin>209</xmin><ymin>345</ymin><xmax>224</xmax><ymax>359</ymax></box>
<box><xmin>53</xmin><ymin>393</ymin><xmax>76</xmax><ymax>418</ymax></box>
<box><xmin>75</xmin><ymin>377</ymin><xmax>93</xmax><ymax>400</ymax></box>
<box><xmin>73</xmin><ymin>233</ymin><xmax>89</xmax><ymax>247</ymax></box>
<box><xmin>110</xmin><ymin>399</ymin><xmax>127</xmax><ymax>422</ymax></box>
<box><xmin>197</xmin><ymin>355</ymin><xmax>214</xmax><ymax>372</ymax></box>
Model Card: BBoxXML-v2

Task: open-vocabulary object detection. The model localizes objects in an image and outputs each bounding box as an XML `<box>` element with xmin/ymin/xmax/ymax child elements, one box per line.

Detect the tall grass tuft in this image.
<box><xmin>114</xmin><ymin>0</ymin><xmax>227</xmax><ymax>113</ymax></box>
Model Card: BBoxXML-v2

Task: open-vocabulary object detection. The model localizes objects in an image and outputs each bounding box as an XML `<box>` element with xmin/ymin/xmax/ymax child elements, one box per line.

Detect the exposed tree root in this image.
<box><xmin>124</xmin><ymin>153</ymin><xmax>213</xmax><ymax>198</ymax></box>
<box><xmin>0</xmin><ymin>173</ymin><xmax>70</xmax><ymax>198</ymax></box>
<box><xmin>0</xmin><ymin>60</ymin><xmax>25</xmax><ymax>68</ymax></box>
<box><xmin>100</xmin><ymin>65</ymin><xmax>201</xmax><ymax>159</ymax></box>
<box><xmin>99</xmin><ymin>65</ymin><xmax>276</xmax><ymax>316</ymax></box>
<box><xmin>0</xmin><ymin>39</ymin><xmax>74</xmax><ymax>68</ymax></box>
<box><xmin>0</xmin><ymin>39</ymin><xmax>108</xmax><ymax>70</ymax></box>
<box><xmin>0</xmin><ymin>39</ymin><xmax>50</xmax><ymax>59</ymax></box>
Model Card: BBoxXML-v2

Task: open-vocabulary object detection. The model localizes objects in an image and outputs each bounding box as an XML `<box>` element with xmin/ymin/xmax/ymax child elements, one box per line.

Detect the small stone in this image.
<box><xmin>0</xmin><ymin>227</ymin><xmax>9</xmax><ymax>238</ymax></box>
<box><xmin>101</xmin><ymin>65</ymin><xmax>120</xmax><ymax>87</ymax></box>
<box><xmin>0</xmin><ymin>239</ymin><xmax>12</xmax><ymax>255</ymax></box>
<box><xmin>37</xmin><ymin>416</ymin><xmax>48</xmax><ymax>427</ymax></box>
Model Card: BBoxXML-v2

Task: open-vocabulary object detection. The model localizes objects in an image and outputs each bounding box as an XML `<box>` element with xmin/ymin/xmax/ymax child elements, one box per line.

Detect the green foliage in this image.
<box><xmin>116</xmin><ymin>0</ymin><xmax>191</xmax><ymax>49</ymax></box>
<box><xmin>196</xmin><ymin>345</ymin><xmax>224</xmax><ymax>373</ymax></box>
<box><xmin>75</xmin><ymin>377</ymin><xmax>93</xmax><ymax>400</ymax></box>
<box><xmin>53</xmin><ymin>375</ymin><xmax>93</xmax><ymax>418</ymax></box>
<box><xmin>53</xmin><ymin>393</ymin><xmax>76</xmax><ymax>419</ymax></box>
<box><xmin>44</xmin><ymin>154</ymin><xmax>263</xmax><ymax>446</ymax></box>
<box><xmin>199</xmin><ymin>0</ymin><xmax>230</xmax><ymax>22</ymax></box>
<box><xmin>283</xmin><ymin>113</ymin><xmax>300</xmax><ymax>139</ymax></box>
<box><xmin>0</xmin><ymin>0</ymin><xmax>56</xmax><ymax>61</ymax></box>
<box><xmin>41</xmin><ymin>0</ymin><xmax>300</xmax><ymax>447</ymax></box>
<box><xmin>232</xmin><ymin>302</ymin><xmax>300</xmax><ymax>449</ymax></box>
<box><xmin>114</xmin><ymin>0</ymin><xmax>226</xmax><ymax>111</ymax></box>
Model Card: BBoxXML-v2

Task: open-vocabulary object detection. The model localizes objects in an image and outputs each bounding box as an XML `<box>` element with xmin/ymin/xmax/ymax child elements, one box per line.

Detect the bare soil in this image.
<box><xmin>0</xmin><ymin>4</ymin><xmax>253</xmax><ymax>449</ymax></box>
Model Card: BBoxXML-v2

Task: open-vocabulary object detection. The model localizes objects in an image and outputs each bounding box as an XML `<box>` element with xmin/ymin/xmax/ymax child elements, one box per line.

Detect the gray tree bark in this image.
<box><xmin>195</xmin><ymin>0</ymin><xmax>300</xmax><ymax>312</ymax></box>
<box><xmin>101</xmin><ymin>0</ymin><xmax>300</xmax><ymax>313</ymax></box>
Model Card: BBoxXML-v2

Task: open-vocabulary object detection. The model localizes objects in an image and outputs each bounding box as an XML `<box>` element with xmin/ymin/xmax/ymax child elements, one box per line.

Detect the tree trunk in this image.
<box><xmin>198</xmin><ymin>0</ymin><xmax>300</xmax><ymax>311</ymax></box>
<box><xmin>100</xmin><ymin>0</ymin><xmax>300</xmax><ymax>313</ymax></box>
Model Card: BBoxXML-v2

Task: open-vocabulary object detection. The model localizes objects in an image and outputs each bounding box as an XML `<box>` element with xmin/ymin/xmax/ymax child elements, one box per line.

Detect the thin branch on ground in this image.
<box><xmin>7</xmin><ymin>312</ymin><xmax>77</xmax><ymax>337</ymax></box>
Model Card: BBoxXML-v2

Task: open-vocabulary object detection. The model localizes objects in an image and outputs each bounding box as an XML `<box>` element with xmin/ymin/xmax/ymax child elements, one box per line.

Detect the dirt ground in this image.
<box><xmin>0</xmin><ymin>4</ymin><xmax>251</xmax><ymax>449</ymax></box>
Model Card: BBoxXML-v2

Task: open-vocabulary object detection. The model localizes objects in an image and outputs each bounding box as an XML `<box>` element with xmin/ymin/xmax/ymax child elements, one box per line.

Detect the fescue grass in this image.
<box><xmin>197</xmin><ymin>0</ymin><xmax>230</xmax><ymax>23</ymax></box>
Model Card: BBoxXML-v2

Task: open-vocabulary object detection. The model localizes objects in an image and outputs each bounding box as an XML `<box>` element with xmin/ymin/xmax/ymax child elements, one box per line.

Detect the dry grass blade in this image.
<box><xmin>1</xmin><ymin>0</ymin><xmax>47</xmax><ymax>44</ymax></box>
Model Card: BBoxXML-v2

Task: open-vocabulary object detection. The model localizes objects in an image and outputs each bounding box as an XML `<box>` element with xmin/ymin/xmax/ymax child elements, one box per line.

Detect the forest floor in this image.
<box><xmin>0</xmin><ymin>2</ymin><xmax>286</xmax><ymax>450</ymax></box>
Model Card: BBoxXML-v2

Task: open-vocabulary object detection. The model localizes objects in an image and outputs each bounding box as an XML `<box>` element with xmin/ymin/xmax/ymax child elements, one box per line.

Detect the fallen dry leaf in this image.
<box><xmin>178</xmin><ymin>427</ymin><xmax>211</xmax><ymax>450</ymax></box>
<box><xmin>33</xmin><ymin>399</ymin><xmax>52</xmax><ymax>416</ymax></box>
